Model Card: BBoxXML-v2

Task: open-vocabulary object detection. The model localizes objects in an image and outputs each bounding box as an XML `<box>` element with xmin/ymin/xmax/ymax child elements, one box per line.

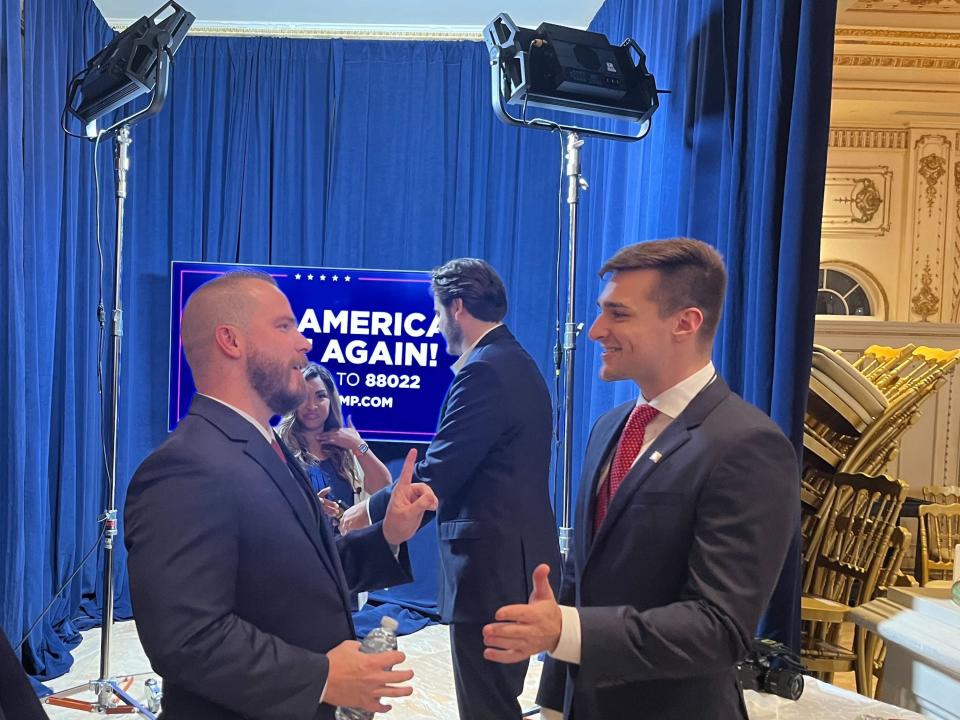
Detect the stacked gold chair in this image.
<box><xmin>853</xmin><ymin>344</ymin><xmax>915</xmax><ymax>382</ymax></box>
<box><xmin>921</xmin><ymin>485</ymin><xmax>960</xmax><ymax>504</ymax></box>
<box><xmin>842</xmin><ymin>348</ymin><xmax>959</xmax><ymax>476</ymax></box>
<box><xmin>799</xmin><ymin>343</ymin><xmax>958</xmax><ymax>692</ymax></box>
<box><xmin>803</xmin><ymin>345</ymin><xmax>958</xmax><ymax>477</ymax></box>
<box><xmin>853</xmin><ymin>525</ymin><xmax>912</xmax><ymax>698</ymax></box>
<box><xmin>800</xmin><ymin>472</ymin><xmax>908</xmax><ymax>692</ymax></box>
<box><xmin>917</xmin><ymin>502</ymin><xmax>960</xmax><ymax>586</ymax></box>
<box><xmin>803</xmin><ymin>344</ymin><xmax>890</xmax><ymax>472</ymax></box>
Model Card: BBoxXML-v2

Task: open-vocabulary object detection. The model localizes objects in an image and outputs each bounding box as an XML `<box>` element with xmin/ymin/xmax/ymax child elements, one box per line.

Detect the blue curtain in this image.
<box><xmin>2</xmin><ymin>14</ymin><xmax>565</xmax><ymax>684</ymax></box>
<box><xmin>1</xmin><ymin>0</ymin><xmax>27</xmax><ymax>657</ymax></box>
<box><xmin>2</xmin><ymin>0</ymin><xmax>833</xmax><ymax>684</ymax></box>
<box><xmin>579</xmin><ymin>0</ymin><xmax>836</xmax><ymax>647</ymax></box>
<box><xmin>2</xmin><ymin>0</ymin><xmax>120</xmax><ymax>687</ymax></box>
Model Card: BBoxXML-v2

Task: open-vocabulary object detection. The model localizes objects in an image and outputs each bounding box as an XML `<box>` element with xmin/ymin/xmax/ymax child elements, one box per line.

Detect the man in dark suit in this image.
<box><xmin>124</xmin><ymin>270</ymin><xmax>437</xmax><ymax>720</ymax></box>
<box><xmin>340</xmin><ymin>258</ymin><xmax>561</xmax><ymax>720</ymax></box>
<box><xmin>482</xmin><ymin>239</ymin><xmax>798</xmax><ymax>719</ymax></box>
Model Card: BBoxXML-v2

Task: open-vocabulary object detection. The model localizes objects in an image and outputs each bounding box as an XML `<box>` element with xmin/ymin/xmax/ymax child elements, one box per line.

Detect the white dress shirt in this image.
<box><xmin>450</xmin><ymin>322</ymin><xmax>503</xmax><ymax>374</ymax></box>
<box><xmin>198</xmin><ymin>393</ymin><xmax>275</xmax><ymax>442</ymax></box>
<box><xmin>549</xmin><ymin>362</ymin><xmax>717</xmax><ymax>667</ymax></box>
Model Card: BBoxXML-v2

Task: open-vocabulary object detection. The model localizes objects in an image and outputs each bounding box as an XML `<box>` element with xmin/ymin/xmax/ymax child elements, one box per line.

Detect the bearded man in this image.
<box><xmin>124</xmin><ymin>271</ymin><xmax>437</xmax><ymax>720</ymax></box>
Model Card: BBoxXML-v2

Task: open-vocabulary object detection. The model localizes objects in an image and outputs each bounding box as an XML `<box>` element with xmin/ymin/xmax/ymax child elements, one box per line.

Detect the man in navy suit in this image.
<box><xmin>340</xmin><ymin>258</ymin><xmax>561</xmax><ymax>720</ymax></box>
<box><xmin>483</xmin><ymin>239</ymin><xmax>798</xmax><ymax>720</ymax></box>
<box><xmin>124</xmin><ymin>271</ymin><xmax>437</xmax><ymax>720</ymax></box>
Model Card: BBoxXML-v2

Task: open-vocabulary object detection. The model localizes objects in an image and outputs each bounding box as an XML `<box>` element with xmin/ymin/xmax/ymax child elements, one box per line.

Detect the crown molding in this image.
<box><xmin>105</xmin><ymin>19</ymin><xmax>484</xmax><ymax>41</ymax></box>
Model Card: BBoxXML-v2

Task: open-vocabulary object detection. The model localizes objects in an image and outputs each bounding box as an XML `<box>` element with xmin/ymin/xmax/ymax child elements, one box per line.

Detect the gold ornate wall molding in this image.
<box><xmin>822</xmin><ymin>166</ymin><xmax>894</xmax><ymax>235</ymax></box>
<box><xmin>848</xmin><ymin>0</ymin><xmax>960</xmax><ymax>13</ymax></box>
<box><xmin>835</xmin><ymin>26</ymin><xmax>960</xmax><ymax>48</ymax></box>
<box><xmin>911</xmin><ymin>256</ymin><xmax>941</xmax><ymax>321</ymax></box>
<box><xmin>829</xmin><ymin>128</ymin><xmax>909</xmax><ymax>149</ymax></box>
<box><xmin>953</xmin><ymin>158</ymin><xmax>960</xmax><ymax>323</ymax></box>
<box><xmin>835</xmin><ymin>54</ymin><xmax>960</xmax><ymax>69</ymax></box>
<box><xmin>910</xmin><ymin>134</ymin><xmax>951</xmax><ymax>321</ymax></box>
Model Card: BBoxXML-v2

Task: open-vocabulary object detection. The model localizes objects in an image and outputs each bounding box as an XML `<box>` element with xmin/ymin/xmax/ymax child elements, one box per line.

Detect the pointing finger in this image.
<box><xmin>396</xmin><ymin>448</ymin><xmax>417</xmax><ymax>487</ymax></box>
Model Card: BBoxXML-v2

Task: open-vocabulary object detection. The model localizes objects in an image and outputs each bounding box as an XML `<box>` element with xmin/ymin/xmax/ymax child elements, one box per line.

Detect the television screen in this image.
<box><xmin>169</xmin><ymin>261</ymin><xmax>453</xmax><ymax>444</ymax></box>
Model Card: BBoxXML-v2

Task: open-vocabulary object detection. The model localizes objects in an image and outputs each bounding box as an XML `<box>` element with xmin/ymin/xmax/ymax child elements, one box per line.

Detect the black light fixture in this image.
<box><xmin>44</xmin><ymin>3</ymin><xmax>193</xmax><ymax>718</ymax></box>
<box><xmin>483</xmin><ymin>14</ymin><xmax>666</xmax><ymax>573</ymax></box>
<box><xmin>483</xmin><ymin>13</ymin><xmax>662</xmax><ymax>140</ymax></box>
<box><xmin>65</xmin><ymin>1</ymin><xmax>194</xmax><ymax>134</ymax></box>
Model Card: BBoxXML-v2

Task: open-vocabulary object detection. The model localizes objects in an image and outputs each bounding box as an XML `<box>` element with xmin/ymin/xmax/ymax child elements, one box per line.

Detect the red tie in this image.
<box><xmin>271</xmin><ymin>438</ymin><xmax>287</xmax><ymax>464</ymax></box>
<box><xmin>594</xmin><ymin>404</ymin><xmax>659</xmax><ymax>533</ymax></box>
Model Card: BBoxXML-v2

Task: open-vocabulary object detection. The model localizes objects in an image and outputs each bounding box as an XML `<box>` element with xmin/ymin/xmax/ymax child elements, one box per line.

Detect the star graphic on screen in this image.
<box><xmin>307</xmin><ymin>274</ymin><xmax>314</xmax><ymax>281</ymax></box>
<box><xmin>344</xmin><ymin>275</ymin><xmax>351</xmax><ymax>282</ymax></box>
<box><xmin>332</xmin><ymin>275</ymin><xmax>339</xmax><ymax>282</ymax></box>
<box><xmin>319</xmin><ymin>274</ymin><xmax>326</xmax><ymax>281</ymax></box>
<box><xmin>294</xmin><ymin>273</ymin><xmax>302</xmax><ymax>280</ymax></box>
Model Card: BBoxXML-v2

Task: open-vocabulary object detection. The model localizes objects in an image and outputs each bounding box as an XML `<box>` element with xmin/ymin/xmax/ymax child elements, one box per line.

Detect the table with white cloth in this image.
<box><xmin>849</xmin><ymin>585</ymin><xmax>960</xmax><ymax>720</ymax></box>
<box><xmin>745</xmin><ymin>676</ymin><xmax>925</xmax><ymax>720</ymax></box>
<box><xmin>538</xmin><ymin>676</ymin><xmax>923</xmax><ymax>720</ymax></box>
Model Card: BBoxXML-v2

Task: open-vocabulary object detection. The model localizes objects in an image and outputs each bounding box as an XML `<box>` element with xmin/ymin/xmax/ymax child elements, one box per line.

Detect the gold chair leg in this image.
<box><xmin>853</xmin><ymin>626</ymin><xmax>875</xmax><ymax>697</ymax></box>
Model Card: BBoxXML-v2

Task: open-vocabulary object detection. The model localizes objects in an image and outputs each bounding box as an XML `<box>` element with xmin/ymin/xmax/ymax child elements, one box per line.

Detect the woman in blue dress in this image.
<box><xmin>277</xmin><ymin>362</ymin><xmax>391</xmax><ymax>527</ymax></box>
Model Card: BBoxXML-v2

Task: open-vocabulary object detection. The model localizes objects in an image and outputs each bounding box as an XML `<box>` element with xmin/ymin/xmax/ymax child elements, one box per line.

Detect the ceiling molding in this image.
<box><xmin>106</xmin><ymin>19</ymin><xmax>484</xmax><ymax>41</ymax></box>
<box><xmin>836</xmin><ymin>26</ymin><xmax>960</xmax><ymax>42</ymax></box>
<box><xmin>834</xmin><ymin>54</ymin><xmax>960</xmax><ymax>69</ymax></box>
<box><xmin>834</xmin><ymin>25</ymin><xmax>960</xmax><ymax>53</ymax></box>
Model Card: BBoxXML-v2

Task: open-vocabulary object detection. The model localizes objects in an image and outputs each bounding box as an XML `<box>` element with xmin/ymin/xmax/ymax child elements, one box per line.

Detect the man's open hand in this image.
<box><xmin>482</xmin><ymin>564</ymin><xmax>561</xmax><ymax>664</ymax></box>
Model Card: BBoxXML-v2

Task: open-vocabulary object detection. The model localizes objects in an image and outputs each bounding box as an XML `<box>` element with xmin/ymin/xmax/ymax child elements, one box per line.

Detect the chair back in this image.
<box><xmin>921</xmin><ymin>485</ymin><xmax>960</xmax><ymax>504</ymax></box>
<box><xmin>801</xmin><ymin>468</ymin><xmax>839</xmax><ymax>592</ymax></box>
<box><xmin>808</xmin><ymin>472</ymin><xmax>908</xmax><ymax>606</ymax></box>
<box><xmin>918</xmin><ymin>503</ymin><xmax>960</xmax><ymax>585</ymax></box>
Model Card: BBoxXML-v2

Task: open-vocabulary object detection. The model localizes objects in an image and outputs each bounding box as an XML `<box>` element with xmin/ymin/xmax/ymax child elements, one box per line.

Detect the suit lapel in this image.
<box><xmin>280</xmin><ymin>444</ymin><xmax>354</xmax><ymax>612</ymax></box>
<box><xmin>582</xmin><ymin>377</ymin><xmax>732</xmax><ymax>567</ymax></box>
<box><xmin>587</xmin><ymin>422</ymin><xmax>691</xmax><ymax>562</ymax></box>
<box><xmin>189</xmin><ymin>395</ymin><xmax>353</xmax><ymax>617</ymax></box>
<box><xmin>244</xmin><ymin>438</ymin><xmax>344</xmax><ymax>589</ymax></box>
<box><xmin>575</xmin><ymin>403</ymin><xmax>632</xmax><ymax>566</ymax></box>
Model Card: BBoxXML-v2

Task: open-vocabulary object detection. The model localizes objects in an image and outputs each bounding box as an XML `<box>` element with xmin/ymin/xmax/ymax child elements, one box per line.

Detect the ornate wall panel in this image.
<box><xmin>909</xmin><ymin>133</ymin><xmax>951</xmax><ymax>321</ymax></box>
<box><xmin>822</xmin><ymin>166</ymin><xmax>894</xmax><ymax>236</ymax></box>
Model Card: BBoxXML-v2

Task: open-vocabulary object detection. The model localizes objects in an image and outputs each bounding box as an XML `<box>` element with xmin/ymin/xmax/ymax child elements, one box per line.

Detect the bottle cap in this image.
<box><xmin>381</xmin><ymin>616</ymin><xmax>399</xmax><ymax>632</ymax></box>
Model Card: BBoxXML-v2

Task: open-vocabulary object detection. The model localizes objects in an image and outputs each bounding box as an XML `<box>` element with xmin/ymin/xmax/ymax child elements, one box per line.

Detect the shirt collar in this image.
<box><xmin>198</xmin><ymin>393</ymin><xmax>275</xmax><ymax>444</ymax></box>
<box><xmin>451</xmin><ymin>323</ymin><xmax>503</xmax><ymax>375</ymax></box>
<box><xmin>641</xmin><ymin>362</ymin><xmax>717</xmax><ymax>420</ymax></box>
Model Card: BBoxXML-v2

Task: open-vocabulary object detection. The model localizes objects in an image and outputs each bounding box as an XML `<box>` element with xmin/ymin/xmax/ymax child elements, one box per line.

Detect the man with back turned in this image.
<box><xmin>341</xmin><ymin>258</ymin><xmax>561</xmax><ymax>720</ymax></box>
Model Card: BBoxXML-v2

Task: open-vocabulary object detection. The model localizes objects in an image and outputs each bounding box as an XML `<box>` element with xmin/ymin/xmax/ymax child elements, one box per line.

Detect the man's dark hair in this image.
<box><xmin>600</xmin><ymin>238</ymin><xmax>727</xmax><ymax>343</ymax></box>
<box><xmin>431</xmin><ymin>258</ymin><xmax>508</xmax><ymax>322</ymax></box>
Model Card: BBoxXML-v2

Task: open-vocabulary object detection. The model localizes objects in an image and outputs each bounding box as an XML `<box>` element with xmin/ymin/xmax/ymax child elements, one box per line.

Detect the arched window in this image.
<box><xmin>816</xmin><ymin>263</ymin><xmax>885</xmax><ymax>318</ymax></box>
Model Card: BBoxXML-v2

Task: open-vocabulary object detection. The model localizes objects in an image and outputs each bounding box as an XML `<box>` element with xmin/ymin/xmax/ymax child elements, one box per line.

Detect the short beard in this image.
<box><xmin>443</xmin><ymin>311</ymin><xmax>465</xmax><ymax>356</ymax></box>
<box><xmin>247</xmin><ymin>348</ymin><xmax>305</xmax><ymax>416</ymax></box>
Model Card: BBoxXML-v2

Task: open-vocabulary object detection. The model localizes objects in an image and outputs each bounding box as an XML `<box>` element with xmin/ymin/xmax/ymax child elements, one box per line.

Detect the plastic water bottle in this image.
<box><xmin>335</xmin><ymin>616</ymin><xmax>400</xmax><ymax>720</ymax></box>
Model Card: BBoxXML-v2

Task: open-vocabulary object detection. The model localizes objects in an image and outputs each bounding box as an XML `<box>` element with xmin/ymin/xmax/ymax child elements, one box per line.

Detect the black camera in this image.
<box><xmin>737</xmin><ymin>638</ymin><xmax>805</xmax><ymax>701</ymax></box>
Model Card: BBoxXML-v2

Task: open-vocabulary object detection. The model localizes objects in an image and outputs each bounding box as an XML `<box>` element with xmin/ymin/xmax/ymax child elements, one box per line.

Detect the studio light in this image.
<box><xmin>483</xmin><ymin>13</ymin><xmax>662</xmax><ymax>140</ymax></box>
<box><xmin>482</xmin><ymin>14</ymin><xmax>665</xmax><ymax>573</ymax></box>
<box><xmin>45</xmin><ymin>3</ymin><xmax>193</xmax><ymax>717</ymax></box>
<box><xmin>65</xmin><ymin>1</ymin><xmax>194</xmax><ymax>133</ymax></box>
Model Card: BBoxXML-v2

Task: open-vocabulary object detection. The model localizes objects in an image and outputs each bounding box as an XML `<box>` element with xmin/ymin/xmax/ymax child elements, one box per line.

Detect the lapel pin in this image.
<box><xmin>650</xmin><ymin>450</ymin><xmax>663</xmax><ymax>464</ymax></box>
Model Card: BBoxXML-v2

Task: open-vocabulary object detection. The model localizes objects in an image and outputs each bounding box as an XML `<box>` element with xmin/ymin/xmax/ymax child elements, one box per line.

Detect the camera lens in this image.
<box><xmin>763</xmin><ymin>669</ymin><xmax>804</xmax><ymax>701</ymax></box>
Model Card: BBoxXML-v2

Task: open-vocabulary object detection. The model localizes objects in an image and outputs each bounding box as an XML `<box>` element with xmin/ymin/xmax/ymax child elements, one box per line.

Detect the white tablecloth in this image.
<box><xmin>746</xmin><ymin>677</ymin><xmax>926</xmax><ymax>720</ymax></box>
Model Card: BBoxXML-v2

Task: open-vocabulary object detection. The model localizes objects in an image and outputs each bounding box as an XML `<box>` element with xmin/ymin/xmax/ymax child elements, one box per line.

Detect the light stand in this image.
<box><xmin>44</xmin><ymin>121</ymin><xmax>156</xmax><ymax>720</ymax></box>
<box><xmin>44</xmin><ymin>4</ymin><xmax>193</xmax><ymax>716</ymax></box>
<box><xmin>484</xmin><ymin>13</ymin><xmax>662</xmax><ymax>560</ymax></box>
<box><xmin>559</xmin><ymin>131</ymin><xmax>586</xmax><ymax>558</ymax></box>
